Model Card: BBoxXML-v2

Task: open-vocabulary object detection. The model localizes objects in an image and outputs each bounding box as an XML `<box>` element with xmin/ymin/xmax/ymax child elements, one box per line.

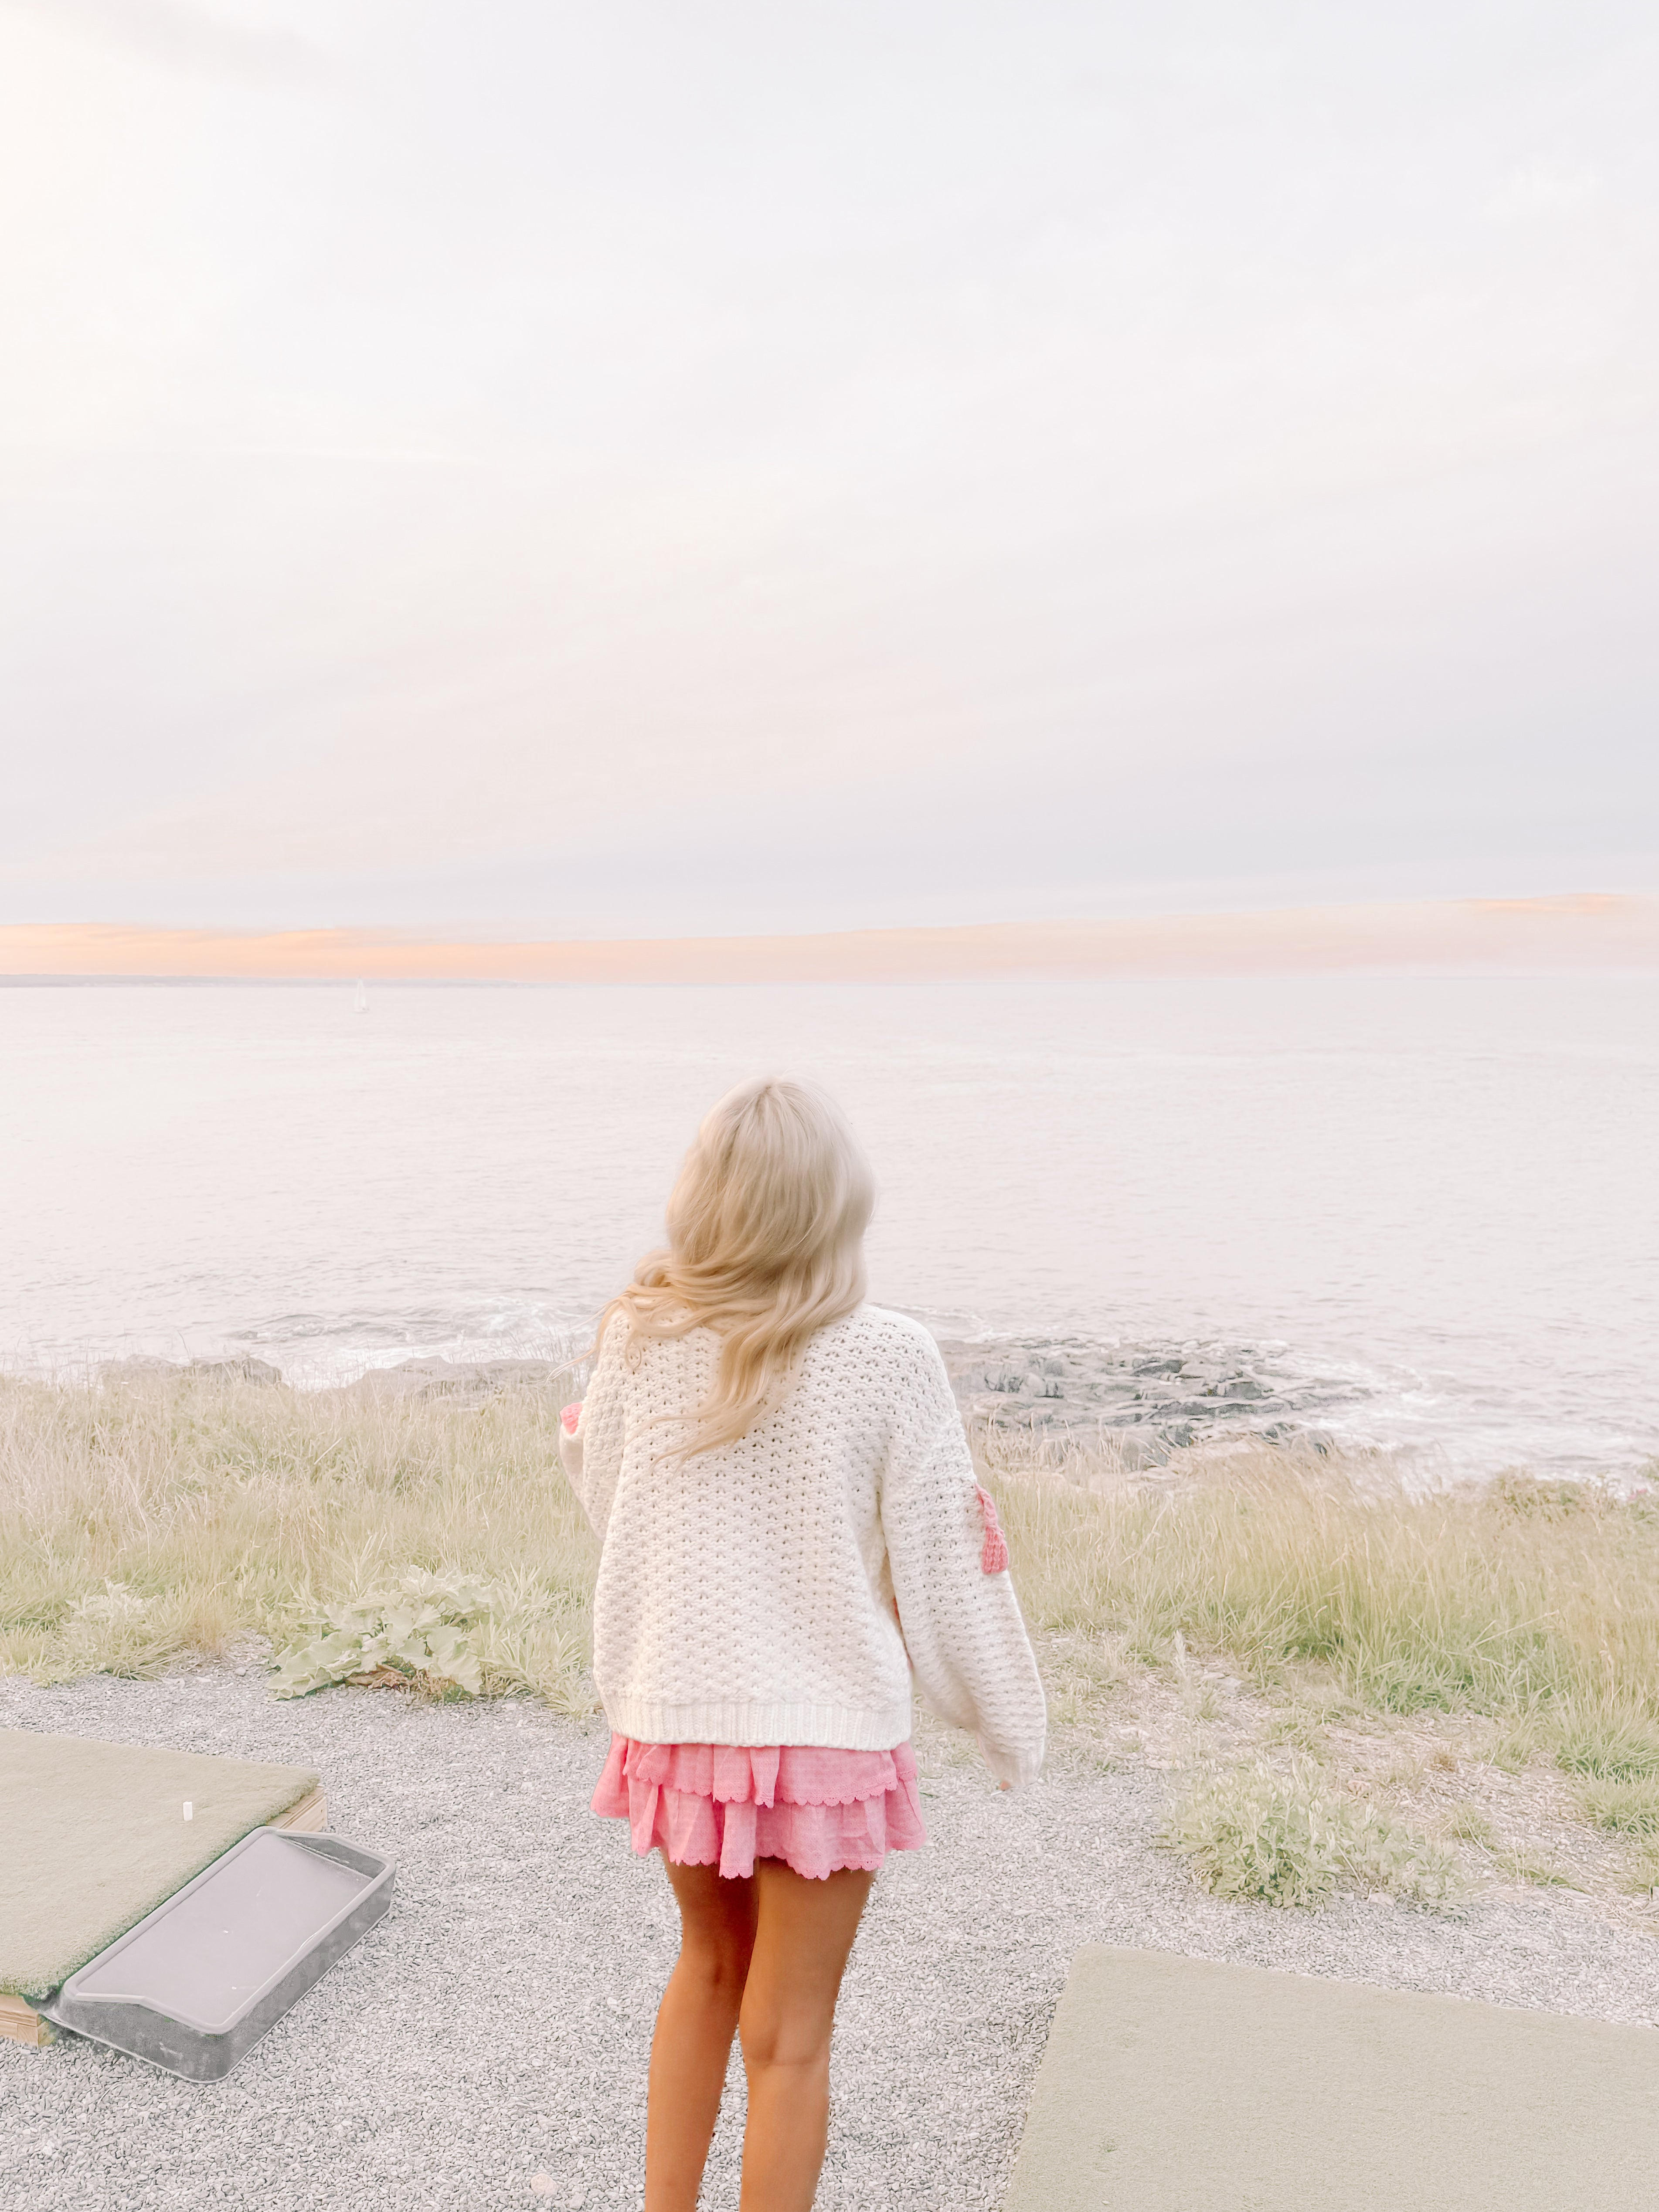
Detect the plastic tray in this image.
<box><xmin>40</xmin><ymin>1825</ymin><xmax>395</xmax><ymax>2079</ymax></box>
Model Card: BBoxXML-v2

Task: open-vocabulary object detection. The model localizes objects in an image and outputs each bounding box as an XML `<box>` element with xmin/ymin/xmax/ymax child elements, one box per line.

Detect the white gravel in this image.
<box><xmin>3</xmin><ymin>1666</ymin><xmax>1656</xmax><ymax>2212</ymax></box>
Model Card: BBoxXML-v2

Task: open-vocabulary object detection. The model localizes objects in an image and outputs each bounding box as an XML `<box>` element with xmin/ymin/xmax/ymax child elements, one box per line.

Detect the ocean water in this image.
<box><xmin>1</xmin><ymin>974</ymin><xmax>1654</xmax><ymax>1479</ymax></box>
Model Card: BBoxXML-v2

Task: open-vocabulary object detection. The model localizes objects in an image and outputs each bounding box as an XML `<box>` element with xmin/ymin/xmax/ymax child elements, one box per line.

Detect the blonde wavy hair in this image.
<box><xmin>600</xmin><ymin>1076</ymin><xmax>875</xmax><ymax>1457</ymax></box>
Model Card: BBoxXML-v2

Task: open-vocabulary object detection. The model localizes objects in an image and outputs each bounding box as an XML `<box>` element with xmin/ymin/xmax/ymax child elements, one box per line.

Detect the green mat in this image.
<box><xmin>1005</xmin><ymin>1945</ymin><xmax>1659</xmax><ymax>2211</ymax></box>
<box><xmin>1</xmin><ymin>1729</ymin><xmax>318</xmax><ymax>1998</ymax></box>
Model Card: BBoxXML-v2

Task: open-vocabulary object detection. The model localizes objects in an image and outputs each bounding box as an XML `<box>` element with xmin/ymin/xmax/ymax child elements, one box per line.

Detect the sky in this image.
<box><xmin>1</xmin><ymin>0</ymin><xmax>1656</xmax><ymax>938</ymax></box>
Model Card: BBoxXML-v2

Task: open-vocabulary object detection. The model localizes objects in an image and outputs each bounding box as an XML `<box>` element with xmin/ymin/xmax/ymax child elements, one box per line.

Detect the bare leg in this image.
<box><xmin>646</xmin><ymin>1858</ymin><xmax>759</xmax><ymax>2212</ymax></box>
<box><xmin>737</xmin><ymin>1861</ymin><xmax>874</xmax><ymax>2212</ymax></box>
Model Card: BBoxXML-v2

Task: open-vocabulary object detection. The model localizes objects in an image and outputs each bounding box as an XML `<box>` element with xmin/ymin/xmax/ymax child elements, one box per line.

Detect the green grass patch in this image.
<box><xmin>1616</xmin><ymin>1845</ymin><xmax>1659</xmax><ymax>1897</ymax></box>
<box><xmin>1447</xmin><ymin>1806</ymin><xmax>1497</xmax><ymax>1846</ymax></box>
<box><xmin>1577</xmin><ymin>1777</ymin><xmax>1659</xmax><ymax>1835</ymax></box>
<box><xmin>1551</xmin><ymin>1703</ymin><xmax>1659</xmax><ymax>1780</ymax></box>
<box><xmin>1495</xmin><ymin>1848</ymin><xmax>1576</xmax><ymax>1889</ymax></box>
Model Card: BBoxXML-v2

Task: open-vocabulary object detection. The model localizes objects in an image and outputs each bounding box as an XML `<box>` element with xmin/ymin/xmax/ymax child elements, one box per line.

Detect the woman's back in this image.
<box><xmin>565</xmin><ymin>1301</ymin><xmax>1047</xmax><ymax>1784</ymax></box>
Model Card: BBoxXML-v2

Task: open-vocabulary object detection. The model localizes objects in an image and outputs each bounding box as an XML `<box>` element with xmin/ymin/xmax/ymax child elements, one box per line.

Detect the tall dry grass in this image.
<box><xmin>989</xmin><ymin>1434</ymin><xmax>1659</xmax><ymax>1774</ymax></box>
<box><xmin>4</xmin><ymin>1379</ymin><xmax>1658</xmax><ymax>1779</ymax></box>
<box><xmin>0</xmin><ymin>1375</ymin><xmax>597</xmax><ymax>1706</ymax></box>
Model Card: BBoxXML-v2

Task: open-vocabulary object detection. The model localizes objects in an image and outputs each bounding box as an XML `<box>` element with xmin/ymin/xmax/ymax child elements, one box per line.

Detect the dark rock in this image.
<box><xmin>184</xmin><ymin>1356</ymin><xmax>283</xmax><ymax>1386</ymax></box>
<box><xmin>350</xmin><ymin>1357</ymin><xmax>574</xmax><ymax>1404</ymax></box>
<box><xmin>98</xmin><ymin>1354</ymin><xmax>283</xmax><ymax>1386</ymax></box>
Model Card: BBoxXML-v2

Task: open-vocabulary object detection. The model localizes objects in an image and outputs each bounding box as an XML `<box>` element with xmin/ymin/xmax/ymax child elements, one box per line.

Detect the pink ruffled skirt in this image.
<box><xmin>592</xmin><ymin>1735</ymin><xmax>928</xmax><ymax>1880</ymax></box>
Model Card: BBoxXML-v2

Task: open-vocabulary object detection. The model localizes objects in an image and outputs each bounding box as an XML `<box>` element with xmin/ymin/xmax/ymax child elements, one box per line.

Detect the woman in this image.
<box><xmin>560</xmin><ymin>1075</ymin><xmax>1046</xmax><ymax>2209</ymax></box>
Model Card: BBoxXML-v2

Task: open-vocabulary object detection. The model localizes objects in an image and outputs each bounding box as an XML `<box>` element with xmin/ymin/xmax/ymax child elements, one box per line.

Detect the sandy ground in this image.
<box><xmin>3</xmin><ymin>1664</ymin><xmax>1657</xmax><ymax>2212</ymax></box>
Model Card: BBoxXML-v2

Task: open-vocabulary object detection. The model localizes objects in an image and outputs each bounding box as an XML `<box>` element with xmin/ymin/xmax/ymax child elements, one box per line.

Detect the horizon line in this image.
<box><xmin>3</xmin><ymin>894</ymin><xmax>1657</xmax><ymax>982</ymax></box>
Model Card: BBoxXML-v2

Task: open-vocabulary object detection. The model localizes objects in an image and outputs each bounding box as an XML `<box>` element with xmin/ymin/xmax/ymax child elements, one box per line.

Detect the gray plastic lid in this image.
<box><xmin>65</xmin><ymin>1828</ymin><xmax>370</xmax><ymax>2034</ymax></box>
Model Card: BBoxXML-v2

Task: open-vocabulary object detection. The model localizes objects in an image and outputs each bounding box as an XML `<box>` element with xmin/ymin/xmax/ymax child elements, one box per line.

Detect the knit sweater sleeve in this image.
<box><xmin>560</xmin><ymin>1315</ymin><xmax>629</xmax><ymax>1539</ymax></box>
<box><xmin>878</xmin><ymin>1329</ymin><xmax>1048</xmax><ymax>1789</ymax></box>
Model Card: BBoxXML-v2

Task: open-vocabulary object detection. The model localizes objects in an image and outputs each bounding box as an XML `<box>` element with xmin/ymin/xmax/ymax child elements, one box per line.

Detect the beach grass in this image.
<box><xmin>0</xmin><ymin>1374</ymin><xmax>597</xmax><ymax>1709</ymax></box>
<box><xmin>987</xmin><ymin>1437</ymin><xmax>1659</xmax><ymax>1767</ymax></box>
<box><xmin>4</xmin><ymin>1377</ymin><xmax>1658</xmax><ymax>1790</ymax></box>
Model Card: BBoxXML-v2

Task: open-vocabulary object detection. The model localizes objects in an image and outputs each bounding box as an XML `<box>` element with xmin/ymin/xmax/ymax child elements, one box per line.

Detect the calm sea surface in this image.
<box><xmin>2</xmin><ymin>975</ymin><xmax>1655</xmax><ymax>1478</ymax></box>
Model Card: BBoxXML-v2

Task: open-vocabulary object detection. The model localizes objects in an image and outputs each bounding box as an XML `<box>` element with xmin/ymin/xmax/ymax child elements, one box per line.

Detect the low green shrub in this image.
<box><xmin>1162</xmin><ymin>1759</ymin><xmax>1462</xmax><ymax>1910</ymax></box>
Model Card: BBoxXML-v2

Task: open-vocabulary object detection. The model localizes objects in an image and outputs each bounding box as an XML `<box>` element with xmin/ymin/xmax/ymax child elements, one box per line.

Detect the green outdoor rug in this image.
<box><xmin>1004</xmin><ymin>1945</ymin><xmax>1659</xmax><ymax>2211</ymax></box>
<box><xmin>1</xmin><ymin>1728</ymin><xmax>318</xmax><ymax>1998</ymax></box>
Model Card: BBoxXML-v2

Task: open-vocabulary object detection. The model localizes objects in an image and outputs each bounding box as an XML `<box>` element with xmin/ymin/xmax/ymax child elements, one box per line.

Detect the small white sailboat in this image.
<box><xmin>354</xmin><ymin>980</ymin><xmax>368</xmax><ymax>1015</ymax></box>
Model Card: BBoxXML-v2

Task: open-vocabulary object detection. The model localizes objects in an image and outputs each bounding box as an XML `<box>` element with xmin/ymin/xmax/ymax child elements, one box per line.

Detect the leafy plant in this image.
<box><xmin>1162</xmin><ymin>1759</ymin><xmax>1461</xmax><ymax>1910</ymax></box>
<box><xmin>270</xmin><ymin>1569</ymin><xmax>506</xmax><ymax>1699</ymax></box>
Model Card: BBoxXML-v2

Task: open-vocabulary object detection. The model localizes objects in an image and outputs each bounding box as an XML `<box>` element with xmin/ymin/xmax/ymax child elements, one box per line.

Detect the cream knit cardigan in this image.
<box><xmin>559</xmin><ymin>1304</ymin><xmax>1047</xmax><ymax>1788</ymax></box>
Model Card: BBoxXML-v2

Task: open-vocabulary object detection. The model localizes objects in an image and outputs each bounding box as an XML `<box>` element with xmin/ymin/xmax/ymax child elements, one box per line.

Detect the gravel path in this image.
<box><xmin>4</xmin><ymin>1667</ymin><xmax>1656</xmax><ymax>2211</ymax></box>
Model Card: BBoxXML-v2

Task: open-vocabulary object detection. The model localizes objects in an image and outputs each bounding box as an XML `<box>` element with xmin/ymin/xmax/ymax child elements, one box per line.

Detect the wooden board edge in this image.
<box><xmin>0</xmin><ymin>1991</ymin><xmax>51</xmax><ymax>2047</ymax></box>
<box><xmin>269</xmin><ymin>1785</ymin><xmax>327</xmax><ymax>1834</ymax></box>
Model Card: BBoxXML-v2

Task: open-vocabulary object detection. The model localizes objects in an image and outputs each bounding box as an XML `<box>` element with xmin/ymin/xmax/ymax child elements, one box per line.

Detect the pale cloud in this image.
<box><xmin>0</xmin><ymin>1</ymin><xmax>1655</xmax><ymax>932</ymax></box>
<box><xmin>1489</xmin><ymin>163</ymin><xmax>1605</xmax><ymax>216</ymax></box>
<box><xmin>1</xmin><ymin>0</ymin><xmax>334</xmax><ymax>86</ymax></box>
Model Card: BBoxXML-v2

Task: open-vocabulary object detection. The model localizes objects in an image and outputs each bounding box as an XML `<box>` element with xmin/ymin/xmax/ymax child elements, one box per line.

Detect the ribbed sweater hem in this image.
<box><xmin>603</xmin><ymin>1695</ymin><xmax>913</xmax><ymax>1751</ymax></box>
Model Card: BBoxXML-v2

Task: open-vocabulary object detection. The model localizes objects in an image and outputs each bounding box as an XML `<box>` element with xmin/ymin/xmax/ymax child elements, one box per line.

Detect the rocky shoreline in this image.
<box><xmin>98</xmin><ymin>1352</ymin><xmax>576</xmax><ymax>1403</ymax></box>
<box><xmin>97</xmin><ymin>1334</ymin><xmax>1357</xmax><ymax>1466</ymax></box>
<box><xmin>936</xmin><ymin>1336</ymin><xmax>1354</xmax><ymax>1464</ymax></box>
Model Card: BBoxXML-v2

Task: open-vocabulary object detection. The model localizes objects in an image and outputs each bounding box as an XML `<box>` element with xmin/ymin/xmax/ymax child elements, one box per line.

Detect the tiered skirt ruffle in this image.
<box><xmin>592</xmin><ymin>1734</ymin><xmax>928</xmax><ymax>1880</ymax></box>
